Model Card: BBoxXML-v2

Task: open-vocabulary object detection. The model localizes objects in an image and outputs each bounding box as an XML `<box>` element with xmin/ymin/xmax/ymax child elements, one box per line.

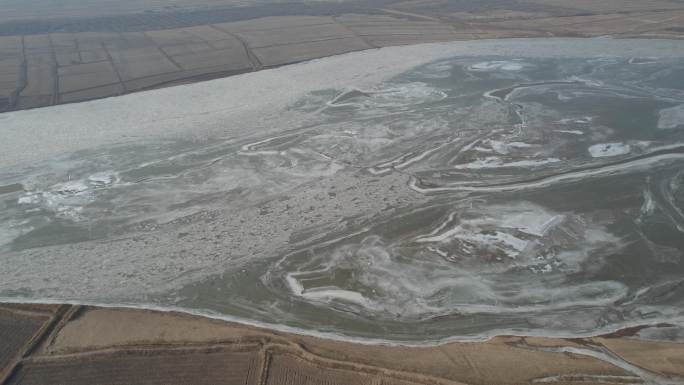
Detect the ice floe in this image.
<box><xmin>17</xmin><ymin>172</ymin><xmax>118</xmax><ymax>220</ymax></box>
<box><xmin>455</xmin><ymin>156</ymin><xmax>560</xmax><ymax>169</ymax></box>
<box><xmin>658</xmin><ymin>104</ymin><xmax>684</xmax><ymax>130</ymax></box>
<box><xmin>588</xmin><ymin>143</ymin><xmax>631</xmax><ymax>158</ymax></box>
<box><xmin>467</xmin><ymin>60</ymin><xmax>531</xmax><ymax>72</ymax></box>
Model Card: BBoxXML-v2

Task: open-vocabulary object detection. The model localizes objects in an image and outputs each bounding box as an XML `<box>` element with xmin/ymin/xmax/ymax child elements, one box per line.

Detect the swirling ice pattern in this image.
<box><xmin>258</xmin><ymin>57</ymin><xmax>684</xmax><ymax>339</ymax></box>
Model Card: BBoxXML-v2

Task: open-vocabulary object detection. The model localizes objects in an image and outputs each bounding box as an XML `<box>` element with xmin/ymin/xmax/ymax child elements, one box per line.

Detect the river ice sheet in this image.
<box><xmin>2</xmin><ymin>39</ymin><xmax>684</xmax><ymax>342</ymax></box>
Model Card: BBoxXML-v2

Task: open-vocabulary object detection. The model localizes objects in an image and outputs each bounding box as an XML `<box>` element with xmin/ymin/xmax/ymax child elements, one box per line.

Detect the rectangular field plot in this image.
<box><xmin>266</xmin><ymin>353</ymin><xmax>420</xmax><ymax>385</ymax></box>
<box><xmin>169</xmin><ymin>48</ymin><xmax>251</xmax><ymax>71</ymax></box>
<box><xmin>107</xmin><ymin>47</ymin><xmax>179</xmax><ymax>81</ymax></box>
<box><xmin>253</xmin><ymin>37</ymin><xmax>370</xmax><ymax>67</ymax></box>
<box><xmin>58</xmin><ymin>61</ymin><xmax>120</xmax><ymax>93</ymax></box>
<box><xmin>7</xmin><ymin>349</ymin><xmax>261</xmax><ymax>385</ymax></box>
<box><xmin>236</xmin><ymin>23</ymin><xmax>355</xmax><ymax>49</ymax></box>
<box><xmin>0</xmin><ymin>312</ymin><xmax>46</xmax><ymax>375</ymax></box>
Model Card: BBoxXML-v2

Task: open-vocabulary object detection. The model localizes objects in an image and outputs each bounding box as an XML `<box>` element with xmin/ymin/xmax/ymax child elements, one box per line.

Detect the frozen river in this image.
<box><xmin>1</xmin><ymin>38</ymin><xmax>684</xmax><ymax>342</ymax></box>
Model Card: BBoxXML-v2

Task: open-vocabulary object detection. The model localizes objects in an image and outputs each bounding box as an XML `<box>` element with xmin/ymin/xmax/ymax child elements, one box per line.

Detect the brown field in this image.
<box><xmin>265</xmin><ymin>353</ymin><xmax>422</xmax><ymax>385</ymax></box>
<box><xmin>0</xmin><ymin>315</ymin><xmax>42</xmax><ymax>376</ymax></box>
<box><xmin>0</xmin><ymin>0</ymin><xmax>683</xmax><ymax>113</ymax></box>
<box><xmin>8</xmin><ymin>348</ymin><xmax>262</xmax><ymax>385</ymax></box>
<box><xmin>1</xmin><ymin>304</ymin><xmax>683</xmax><ymax>385</ymax></box>
<box><xmin>0</xmin><ymin>305</ymin><xmax>59</xmax><ymax>383</ymax></box>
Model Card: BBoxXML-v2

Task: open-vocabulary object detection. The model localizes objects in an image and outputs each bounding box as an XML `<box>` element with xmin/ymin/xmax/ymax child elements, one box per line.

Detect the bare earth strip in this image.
<box><xmin>0</xmin><ymin>304</ymin><xmax>682</xmax><ymax>385</ymax></box>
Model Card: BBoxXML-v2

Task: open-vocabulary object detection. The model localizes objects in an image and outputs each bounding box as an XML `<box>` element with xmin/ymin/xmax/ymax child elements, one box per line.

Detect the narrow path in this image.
<box><xmin>7</xmin><ymin>36</ymin><xmax>27</xmax><ymax>111</ymax></box>
<box><xmin>47</xmin><ymin>34</ymin><xmax>60</xmax><ymax>105</ymax></box>
<box><xmin>210</xmin><ymin>24</ymin><xmax>262</xmax><ymax>71</ymax></box>
<box><xmin>100</xmin><ymin>41</ymin><xmax>126</xmax><ymax>93</ymax></box>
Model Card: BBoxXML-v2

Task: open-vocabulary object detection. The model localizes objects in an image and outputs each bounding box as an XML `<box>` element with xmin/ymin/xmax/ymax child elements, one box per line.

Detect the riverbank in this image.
<box><xmin>1</xmin><ymin>303</ymin><xmax>683</xmax><ymax>385</ymax></box>
<box><xmin>1</xmin><ymin>0</ymin><xmax>684</xmax><ymax>113</ymax></box>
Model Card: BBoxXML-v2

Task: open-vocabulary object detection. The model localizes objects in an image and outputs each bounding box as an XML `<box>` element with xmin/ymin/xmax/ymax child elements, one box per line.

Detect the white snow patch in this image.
<box><xmin>658</xmin><ymin>104</ymin><xmax>684</xmax><ymax>130</ymax></box>
<box><xmin>555</xmin><ymin>129</ymin><xmax>584</xmax><ymax>135</ymax></box>
<box><xmin>556</xmin><ymin>117</ymin><xmax>593</xmax><ymax>125</ymax></box>
<box><xmin>415</xmin><ymin>203</ymin><xmax>564</xmax><ymax>259</ymax></box>
<box><xmin>300</xmin><ymin>289</ymin><xmax>370</xmax><ymax>306</ymax></box>
<box><xmin>484</xmin><ymin>140</ymin><xmax>535</xmax><ymax>155</ymax></box>
<box><xmin>456</xmin><ymin>156</ymin><xmax>560</xmax><ymax>169</ymax></box>
<box><xmin>588</xmin><ymin>143</ymin><xmax>631</xmax><ymax>158</ymax></box>
<box><xmin>468</xmin><ymin>60</ymin><xmax>529</xmax><ymax>72</ymax></box>
<box><xmin>567</xmin><ymin>76</ymin><xmax>604</xmax><ymax>87</ymax></box>
<box><xmin>17</xmin><ymin>172</ymin><xmax>118</xmax><ymax>220</ymax></box>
